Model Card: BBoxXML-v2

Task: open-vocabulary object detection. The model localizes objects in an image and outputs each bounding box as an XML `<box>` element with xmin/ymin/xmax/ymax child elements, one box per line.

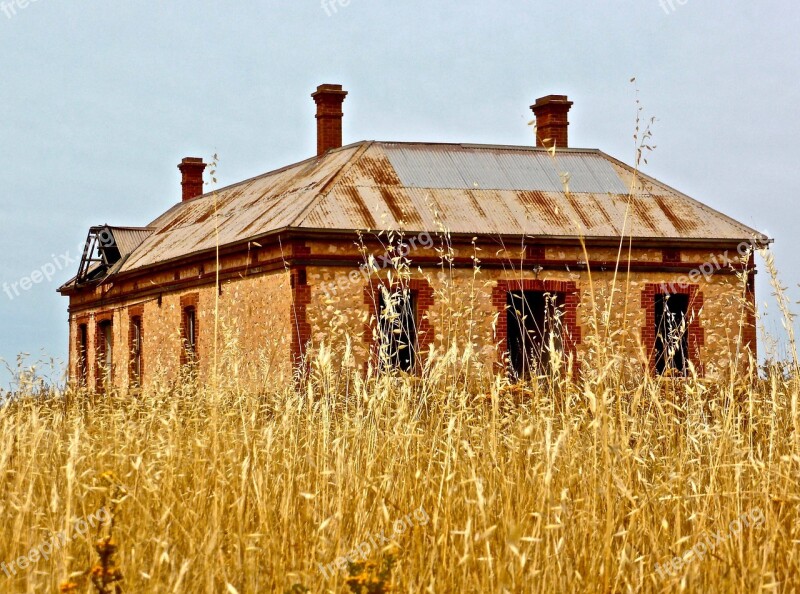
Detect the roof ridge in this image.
<box><xmin>143</xmin><ymin>143</ymin><xmax>370</xmax><ymax>231</ymax></box>
<box><xmin>289</xmin><ymin>141</ymin><xmax>375</xmax><ymax>228</ymax></box>
<box><xmin>104</xmin><ymin>225</ymin><xmax>157</xmax><ymax>231</ymax></box>
<box><xmin>158</xmin><ymin>142</ymin><xmax>369</xmax><ymax>212</ymax></box>
<box><xmin>373</xmin><ymin>140</ymin><xmax>602</xmax><ymax>153</ymax></box>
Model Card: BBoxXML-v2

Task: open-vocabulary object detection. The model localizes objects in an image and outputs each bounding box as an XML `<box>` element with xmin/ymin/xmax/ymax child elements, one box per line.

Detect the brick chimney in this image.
<box><xmin>311</xmin><ymin>84</ymin><xmax>348</xmax><ymax>157</ymax></box>
<box><xmin>178</xmin><ymin>157</ymin><xmax>206</xmax><ymax>202</ymax></box>
<box><xmin>531</xmin><ymin>95</ymin><xmax>573</xmax><ymax>149</ymax></box>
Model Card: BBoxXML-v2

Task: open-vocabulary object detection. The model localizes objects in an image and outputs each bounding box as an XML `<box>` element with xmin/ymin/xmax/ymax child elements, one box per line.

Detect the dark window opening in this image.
<box><xmin>378</xmin><ymin>288</ymin><xmax>417</xmax><ymax>372</ymax></box>
<box><xmin>78</xmin><ymin>324</ymin><xmax>88</xmax><ymax>385</ymax></box>
<box><xmin>507</xmin><ymin>291</ymin><xmax>564</xmax><ymax>380</ymax></box>
<box><xmin>182</xmin><ymin>307</ymin><xmax>197</xmax><ymax>363</ymax></box>
<box><xmin>97</xmin><ymin>320</ymin><xmax>113</xmax><ymax>388</ymax></box>
<box><xmin>654</xmin><ymin>293</ymin><xmax>690</xmax><ymax>376</ymax></box>
<box><xmin>130</xmin><ymin>316</ymin><xmax>142</xmax><ymax>386</ymax></box>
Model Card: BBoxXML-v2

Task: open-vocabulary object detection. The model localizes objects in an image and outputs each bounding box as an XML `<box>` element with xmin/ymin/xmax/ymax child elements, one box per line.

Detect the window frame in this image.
<box><xmin>129</xmin><ymin>308</ymin><xmax>143</xmax><ymax>387</ymax></box>
<box><xmin>654</xmin><ymin>292</ymin><xmax>691</xmax><ymax>376</ymax></box>
<box><xmin>506</xmin><ymin>289</ymin><xmax>566</xmax><ymax>380</ymax></box>
<box><xmin>184</xmin><ymin>307</ymin><xmax>196</xmax><ymax>355</ymax></box>
<box><xmin>377</xmin><ymin>287</ymin><xmax>418</xmax><ymax>372</ymax></box>
<box><xmin>180</xmin><ymin>293</ymin><xmax>200</xmax><ymax>366</ymax></box>
<box><xmin>641</xmin><ymin>283</ymin><xmax>705</xmax><ymax>376</ymax></box>
<box><xmin>96</xmin><ymin>315</ymin><xmax>114</xmax><ymax>390</ymax></box>
<box><xmin>492</xmin><ymin>279</ymin><xmax>582</xmax><ymax>378</ymax></box>
<box><xmin>364</xmin><ymin>279</ymin><xmax>434</xmax><ymax>373</ymax></box>
<box><xmin>77</xmin><ymin>322</ymin><xmax>89</xmax><ymax>386</ymax></box>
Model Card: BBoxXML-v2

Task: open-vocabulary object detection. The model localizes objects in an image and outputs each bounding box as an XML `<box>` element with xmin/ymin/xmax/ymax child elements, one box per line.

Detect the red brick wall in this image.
<box><xmin>178</xmin><ymin>158</ymin><xmax>206</xmax><ymax>202</ymax></box>
<box><xmin>290</xmin><ymin>242</ymin><xmax>313</xmax><ymax>364</ymax></box>
<box><xmin>291</xmin><ymin>267</ymin><xmax>312</xmax><ymax>364</ymax></box>
<box><xmin>531</xmin><ymin>96</ymin><xmax>573</xmax><ymax>149</ymax></box>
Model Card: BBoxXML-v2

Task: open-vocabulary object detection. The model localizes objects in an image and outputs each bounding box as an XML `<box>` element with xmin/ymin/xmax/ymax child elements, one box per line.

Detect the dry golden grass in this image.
<box><xmin>1</xmin><ymin>309</ymin><xmax>799</xmax><ymax>593</ymax></box>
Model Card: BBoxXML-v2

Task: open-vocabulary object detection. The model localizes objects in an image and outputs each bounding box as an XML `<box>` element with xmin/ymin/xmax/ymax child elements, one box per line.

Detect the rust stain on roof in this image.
<box><xmin>378</xmin><ymin>186</ymin><xmax>424</xmax><ymax>228</ymax></box>
<box><xmin>238</xmin><ymin>215</ymin><xmax>266</xmax><ymax>237</ymax></box>
<box><xmin>466</xmin><ymin>191</ymin><xmax>487</xmax><ymax>218</ymax></box>
<box><xmin>652</xmin><ymin>194</ymin><xmax>698</xmax><ymax>233</ymax></box>
<box><xmin>588</xmin><ymin>194</ymin><xmax>617</xmax><ymax>229</ymax></box>
<box><xmin>155</xmin><ymin>208</ymin><xmax>194</xmax><ymax>234</ymax></box>
<box><xmin>341</xmin><ymin>185</ymin><xmax>378</xmax><ymax>228</ymax></box>
<box><xmin>630</xmin><ymin>197</ymin><xmax>659</xmax><ymax>234</ymax></box>
<box><xmin>517</xmin><ymin>190</ymin><xmax>571</xmax><ymax>229</ymax></box>
<box><xmin>565</xmin><ymin>193</ymin><xmax>594</xmax><ymax>230</ymax></box>
<box><xmin>351</xmin><ymin>154</ymin><xmax>402</xmax><ymax>187</ymax></box>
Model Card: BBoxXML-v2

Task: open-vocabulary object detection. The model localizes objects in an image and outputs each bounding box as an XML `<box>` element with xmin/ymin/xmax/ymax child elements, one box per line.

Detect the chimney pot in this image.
<box><xmin>178</xmin><ymin>157</ymin><xmax>206</xmax><ymax>202</ymax></box>
<box><xmin>312</xmin><ymin>83</ymin><xmax>348</xmax><ymax>157</ymax></box>
<box><xmin>531</xmin><ymin>95</ymin><xmax>573</xmax><ymax>149</ymax></box>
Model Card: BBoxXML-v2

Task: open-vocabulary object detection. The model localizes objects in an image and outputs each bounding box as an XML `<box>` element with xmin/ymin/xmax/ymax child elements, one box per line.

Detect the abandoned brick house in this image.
<box><xmin>58</xmin><ymin>84</ymin><xmax>769</xmax><ymax>391</ymax></box>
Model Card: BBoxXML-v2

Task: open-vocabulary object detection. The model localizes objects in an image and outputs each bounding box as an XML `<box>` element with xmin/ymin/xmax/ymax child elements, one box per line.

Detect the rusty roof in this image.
<box><xmin>64</xmin><ymin>141</ymin><xmax>769</xmax><ymax>285</ymax></box>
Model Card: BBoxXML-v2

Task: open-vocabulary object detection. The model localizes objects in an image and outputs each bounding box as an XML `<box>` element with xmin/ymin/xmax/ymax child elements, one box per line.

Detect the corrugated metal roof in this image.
<box><xmin>119</xmin><ymin>145</ymin><xmax>360</xmax><ymax>272</ymax></box>
<box><xmin>301</xmin><ymin>187</ymin><xmax>712</xmax><ymax>238</ymax></box>
<box><xmin>300</xmin><ymin>143</ymin><xmax>762</xmax><ymax>241</ymax></box>
<box><xmin>109</xmin><ymin>227</ymin><xmax>154</xmax><ymax>256</ymax></box>
<box><xmin>382</xmin><ymin>144</ymin><xmax>630</xmax><ymax>194</ymax></box>
<box><xmin>68</xmin><ymin>141</ymin><xmax>766</xmax><ymax>282</ymax></box>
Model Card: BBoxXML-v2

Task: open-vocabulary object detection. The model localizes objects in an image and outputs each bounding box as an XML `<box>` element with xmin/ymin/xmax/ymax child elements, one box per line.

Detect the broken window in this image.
<box><xmin>506</xmin><ymin>291</ymin><xmax>564</xmax><ymax>380</ymax></box>
<box><xmin>378</xmin><ymin>288</ymin><xmax>417</xmax><ymax>372</ymax></box>
<box><xmin>97</xmin><ymin>319</ymin><xmax>113</xmax><ymax>388</ymax></box>
<box><xmin>654</xmin><ymin>293</ymin><xmax>690</xmax><ymax>376</ymax></box>
<box><xmin>76</xmin><ymin>226</ymin><xmax>120</xmax><ymax>285</ymax></box>
<box><xmin>130</xmin><ymin>316</ymin><xmax>142</xmax><ymax>386</ymax></box>
<box><xmin>75</xmin><ymin>226</ymin><xmax>153</xmax><ymax>285</ymax></box>
<box><xmin>78</xmin><ymin>324</ymin><xmax>88</xmax><ymax>386</ymax></box>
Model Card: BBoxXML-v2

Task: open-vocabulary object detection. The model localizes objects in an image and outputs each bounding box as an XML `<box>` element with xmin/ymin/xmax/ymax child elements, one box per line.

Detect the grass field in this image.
<box><xmin>1</xmin><ymin>289</ymin><xmax>799</xmax><ymax>594</ymax></box>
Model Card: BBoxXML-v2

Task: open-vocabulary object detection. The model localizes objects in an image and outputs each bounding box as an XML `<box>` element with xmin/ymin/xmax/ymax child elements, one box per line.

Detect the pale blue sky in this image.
<box><xmin>1</xmin><ymin>1</ymin><xmax>798</xmax><ymax>388</ymax></box>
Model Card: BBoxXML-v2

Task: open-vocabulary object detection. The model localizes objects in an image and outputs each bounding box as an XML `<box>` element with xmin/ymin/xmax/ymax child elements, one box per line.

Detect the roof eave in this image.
<box><xmin>84</xmin><ymin>226</ymin><xmax>773</xmax><ymax>289</ymax></box>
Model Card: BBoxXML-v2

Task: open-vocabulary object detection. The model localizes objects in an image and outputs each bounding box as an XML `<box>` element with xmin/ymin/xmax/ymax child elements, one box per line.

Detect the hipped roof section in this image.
<box><xmin>80</xmin><ymin>141</ymin><xmax>771</xmax><ymax>281</ymax></box>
